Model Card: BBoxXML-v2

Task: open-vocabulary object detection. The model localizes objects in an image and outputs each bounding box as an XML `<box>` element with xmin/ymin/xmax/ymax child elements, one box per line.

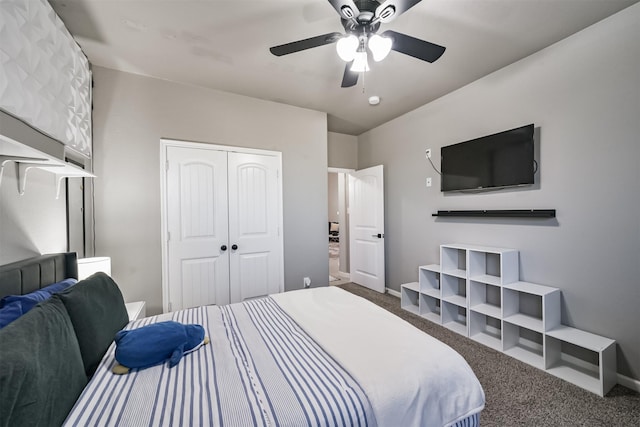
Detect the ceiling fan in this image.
<box><xmin>269</xmin><ymin>0</ymin><xmax>446</xmax><ymax>88</ymax></box>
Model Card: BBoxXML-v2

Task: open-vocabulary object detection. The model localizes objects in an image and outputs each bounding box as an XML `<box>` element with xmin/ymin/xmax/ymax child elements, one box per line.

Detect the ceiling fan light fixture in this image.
<box><xmin>340</xmin><ymin>5</ymin><xmax>355</xmax><ymax>20</ymax></box>
<box><xmin>377</xmin><ymin>5</ymin><xmax>396</xmax><ymax>22</ymax></box>
<box><xmin>368</xmin><ymin>34</ymin><xmax>392</xmax><ymax>62</ymax></box>
<box><xmin>350</xmin><ymin>51</ymin><xmax>370</xmax><ymax>73</ymax></box>
<box><xmin>269</xmin><ymin>0</ymin><xmax>447</xmax><ymax>88</ymax></box>
<box><xmin>336</xmin><ymin>35</ymin><xmax>358</xmax><ymax>61</ymax></box>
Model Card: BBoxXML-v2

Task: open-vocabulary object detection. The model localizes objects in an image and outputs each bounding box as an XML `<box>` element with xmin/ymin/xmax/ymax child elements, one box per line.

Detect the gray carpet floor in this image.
<box><xmin>337</xmin><ymin>283</ymin><xmax>640</xmax><ymax>426</ymax></box>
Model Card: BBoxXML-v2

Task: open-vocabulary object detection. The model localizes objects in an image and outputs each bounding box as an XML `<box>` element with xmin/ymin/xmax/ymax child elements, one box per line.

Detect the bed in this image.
<box><xmin>0</xmin><ymin>253</ymin><xmax>485</xmax><ymax>427</ymax></box>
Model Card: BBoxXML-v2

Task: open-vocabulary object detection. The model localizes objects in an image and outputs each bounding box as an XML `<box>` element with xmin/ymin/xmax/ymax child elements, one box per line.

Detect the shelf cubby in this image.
<box><xmin>400</xmin><ymin>283</ymin><xmax>420</xmax><ymax>315</ymax></box>
<box><xmin>442</xmin><ymin>301</ymin><xmax>468</xmax><ymax>336</ymax></box>
<box><xmin>469</xmin><ymin>280</ymin><xmax>501</xmax><ymax>319</ymax></box>
<box><xmin>545</xmin><ymin>326</ymin><xmax>616</xmax><ymax>396</ymax></box>
<box><xmin>503</xmin><ymin>281</ymin><xmax>560</xmax><ymax>332</ymax></box>
<box><xmin>418</xmin><ymin>264</ymin><xmax>440</xmax><ymax>299</ymax></box>
<box><xmin>503</xmin><ymin>323</ymin><xmax>544</xmax><ymax>369</ymax></box>
<box><xmin>441</xmin><ymin>274</ymin><xmax>466</xmax><ymax>307</ymax></box>
<box><xmin>440</xmin><ymin>245</ymin><xmax>467</xmax><ymax>278</ymax></box>
<box><xmin>468</xmin><ymin>247</ymin><xmax>519</xmax><ymax>286</ymax></box>
<box><xmin>419</xmin><ymin>293</ymin><xmax>441</xmax><ymax>323</ymax></box>
<box><xmin>469</xmin><ymin>311</ymin><xmax>502</xmax><ymax>351</ymax></box>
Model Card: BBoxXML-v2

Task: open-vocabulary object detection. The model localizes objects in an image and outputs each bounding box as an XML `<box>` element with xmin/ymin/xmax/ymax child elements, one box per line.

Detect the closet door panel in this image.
<box><xmin>237</xmin><ymin>253</ymin><xmax>270</xmax><ymax>301</ymax></box>
<box><xmin>228</xmin><ymin>152</ymin><xmax>281</xmax><ymax>302</ymax></box>
<box><xmin>166</xmin><ymin>146</ymin><xmax>229</xmax><ymax>310</ymax></box>
<box><xmin>180</xmin><ymin>257</ymin><xmax>218</xmax><ymax>309</ymax></box>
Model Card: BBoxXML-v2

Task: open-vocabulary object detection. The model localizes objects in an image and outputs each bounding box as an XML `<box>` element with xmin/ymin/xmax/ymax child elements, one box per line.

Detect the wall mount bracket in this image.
<box><xmin>0</xmin><ymin>154</ymin><xmax>95</xmax><ymax>198</ymax></box>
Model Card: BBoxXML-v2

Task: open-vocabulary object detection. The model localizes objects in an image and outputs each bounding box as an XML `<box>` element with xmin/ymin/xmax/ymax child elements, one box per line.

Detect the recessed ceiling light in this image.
<box><xmin>368</xmin><ymin>96</ymin><xmax>380</xmax><ymax>106</ymax></box>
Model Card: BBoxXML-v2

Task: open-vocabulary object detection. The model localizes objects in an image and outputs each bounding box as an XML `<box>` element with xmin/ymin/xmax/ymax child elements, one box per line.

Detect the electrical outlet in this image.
<box><xmin>426</xmin><ymin>177</ymin><xmax>432</xmax><ymax>187</ymax></box>
<box><xmin>425</xmin><ymin>149</ymin><xmax>432</xmax><ymax>159</ymax></box>
<box><xmin>303</xmin><ymin>277</ymin><xmax>311</xmax><ymax>288</ymax></box>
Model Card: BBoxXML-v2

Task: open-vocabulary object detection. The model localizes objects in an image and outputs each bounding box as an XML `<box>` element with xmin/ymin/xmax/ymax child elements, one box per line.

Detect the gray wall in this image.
<box><xmin>0</xmin><ymin>112</ymin><xmax>77</xmax><ymax>264</ymax></box>
<box><xmin>328</xmin><ymin>173</ymin><xmax>339</xmax><ymax>223</ymax></box>
<box><xmin>358</xmin><ymin>5</ymin><xmax>640</xmax><ymax>379</ymax></box>
<box><xmin>328</xmin><ymin>132</ymin><xmax>358</xmax><ymax>169</ymax></box>
<box><xmin>0</xmin><ymin>167</ymin><xmax>67</xmax><ymax>264</ymax></box>
<box><xmin>91</xmin><ymin>66</ymin><xmax>329</xmax><ymax>315</ymax></box>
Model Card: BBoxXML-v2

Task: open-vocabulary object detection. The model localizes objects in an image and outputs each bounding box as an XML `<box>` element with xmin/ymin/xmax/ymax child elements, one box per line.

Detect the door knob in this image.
<box><xmin>221</xmin><ymin>245</ymin><xmax>227</xmax><ymax>251</ymax></box>
<box><xmin>231</xmin><ymin>244</ymin><xmax>238</xmax><ymax>250</ymax></box>
<box><xmin>371</xmin><ymin>233</ymin><xmax>383</xmax><ymax>238</ymax></box>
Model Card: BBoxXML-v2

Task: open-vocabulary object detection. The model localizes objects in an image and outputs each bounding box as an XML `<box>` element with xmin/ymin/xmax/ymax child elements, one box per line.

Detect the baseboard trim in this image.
<box><xmin>338</xmin><ymin>271</ymin><xmax>350</xmax><ymax>280</ymax></box>
<box><xmin>386</xmin><ymin>288</ymin><xmax>401</xmax><ymax>298</ymax></box>
<box><xmin>617</xmin><ymin>373</ymin><xmax>640</xmax><ymax>392</ymax></box>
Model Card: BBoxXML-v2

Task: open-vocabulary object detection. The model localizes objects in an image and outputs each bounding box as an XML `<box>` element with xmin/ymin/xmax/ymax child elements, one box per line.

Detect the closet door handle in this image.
<box><xmin>220</xmin><ymin>245</ymin><xmax>227</xmax><ymax>251</ymax></box>
<box><xmin>231</xmin><ymin>244</ymin><xmax>238</xmax><ymax>250</ymax></box>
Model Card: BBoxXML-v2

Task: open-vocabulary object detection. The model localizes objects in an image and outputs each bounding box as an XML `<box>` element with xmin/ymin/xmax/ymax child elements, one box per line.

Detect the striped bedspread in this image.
<box><xmin>63</xmin><ymin>297</ymin><xmax>376</xmax><ymax>427</ymax></box>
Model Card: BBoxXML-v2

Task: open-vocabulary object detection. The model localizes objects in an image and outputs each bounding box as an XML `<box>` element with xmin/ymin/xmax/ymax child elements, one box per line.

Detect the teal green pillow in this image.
<box><xmin>57</xmin><ymin>272</ymin><xmax>129</xmax><ymax>377</ymax></box>
<box><xmin>0</xmin><ymin>297</ymin><xmax>87</xmax><ymax>427</ymax></box>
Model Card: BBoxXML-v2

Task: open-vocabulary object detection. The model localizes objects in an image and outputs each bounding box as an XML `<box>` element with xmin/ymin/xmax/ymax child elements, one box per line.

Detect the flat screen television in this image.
<box><xmin>441</xmin><ymin>124</ymin><xmax>535</xmax><ymax>192</ymax></box>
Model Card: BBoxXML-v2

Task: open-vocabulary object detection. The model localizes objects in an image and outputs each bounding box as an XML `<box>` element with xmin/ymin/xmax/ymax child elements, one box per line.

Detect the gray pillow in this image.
<box><xmin>0</xmin><ymin>297</ymin><xmax>87</xmax><ymax>427</ymax></box>
<box><xmin>57</xmin><ymin>272</ymin><xmax>129</xmax><ymax>377</ymax></box>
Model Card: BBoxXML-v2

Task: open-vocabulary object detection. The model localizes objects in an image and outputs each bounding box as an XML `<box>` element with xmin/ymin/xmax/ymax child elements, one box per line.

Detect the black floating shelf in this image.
<box><xmin>432</xmin><ymin>209</ymin><xmax>556</xmax><ymax>218</ymax></box>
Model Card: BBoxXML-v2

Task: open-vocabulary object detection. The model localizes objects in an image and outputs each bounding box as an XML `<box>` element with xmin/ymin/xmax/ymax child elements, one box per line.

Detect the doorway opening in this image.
<box><xmin>328</xmin><ymin>168</ymin><xmax>352</xmax><ymax>286</ymax></box>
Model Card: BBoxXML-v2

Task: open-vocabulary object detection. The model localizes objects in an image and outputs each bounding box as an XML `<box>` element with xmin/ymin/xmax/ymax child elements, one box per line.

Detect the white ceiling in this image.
<box><xmin>51</xmin><ymin>0</ymin><xmax>638</xmax><ymax>135</ymax></box>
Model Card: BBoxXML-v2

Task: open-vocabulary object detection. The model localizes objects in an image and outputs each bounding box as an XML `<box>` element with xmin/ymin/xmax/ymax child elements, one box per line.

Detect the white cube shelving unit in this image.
<box><xmin>400</xmin><ymin>243</ymin><xmax>617</xmax><ymax>396</ymax></box>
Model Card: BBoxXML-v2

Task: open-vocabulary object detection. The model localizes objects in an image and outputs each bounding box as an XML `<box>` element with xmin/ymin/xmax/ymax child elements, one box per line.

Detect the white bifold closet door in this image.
<box><xmin>164</xmin><ymin>143</ymin><xmax>282</xmax><ymax>311</ymax></box>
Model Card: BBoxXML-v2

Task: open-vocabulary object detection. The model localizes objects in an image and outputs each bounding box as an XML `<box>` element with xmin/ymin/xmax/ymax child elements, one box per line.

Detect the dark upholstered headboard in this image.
<box><xmin>0</xmin><ymin>252</ymin><xmax>78</xmax><ymax>299</ymax></box>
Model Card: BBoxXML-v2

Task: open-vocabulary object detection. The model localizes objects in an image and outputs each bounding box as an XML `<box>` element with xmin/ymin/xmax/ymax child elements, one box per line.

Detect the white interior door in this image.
<box><xmin>349</xmin><ymin>165</ymin><xmax>385</xmax><ymax>293</ymax></box>
<box><xmin>228</xmin><ymin>152</ymin><xmax>281</xmax><ymax>302</ymax></box>
<box><xmin>166</xmin><ymin>146</ymin><xmax>230</xmax><ymax>310</ymax></box>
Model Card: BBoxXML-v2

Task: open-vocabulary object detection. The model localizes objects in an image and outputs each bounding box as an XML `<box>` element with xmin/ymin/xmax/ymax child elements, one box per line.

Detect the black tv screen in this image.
<box><xmin>441</xmin><ymin>124</ymin><xmax>535</xmax><ymax>192</ymax></box>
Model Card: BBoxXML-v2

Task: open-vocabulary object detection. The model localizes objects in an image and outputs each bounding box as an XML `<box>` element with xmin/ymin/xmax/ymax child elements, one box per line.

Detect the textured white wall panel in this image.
<box><xmin>0</xmin><ymin>0</ymin><xmax>91</xmax><ymax>157</ymax></box>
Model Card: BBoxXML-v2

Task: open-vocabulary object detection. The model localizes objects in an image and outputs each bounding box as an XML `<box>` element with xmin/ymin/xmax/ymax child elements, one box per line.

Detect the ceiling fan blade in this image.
<box><xmin>341</xmin><ymin>62</ymin><xmax>358</xmax><ymax>88</ymax></box>
<box><xmin>375</xmin><ymin>0</ymin><xmax>422</xmax><ymax>23</ymax></box>
<box><xmin>327</xmin><ymin>0</ymin><xmax>361</xmax><ymax>21</ymax></box>
<box><xmin>270</xmin><ymin>32</ymin><xmax>342</xmax><ymax>56</ymax></box>
<box><xmin>382</xmin><ymin>30</ymin><xmax>445</xmax><ymax>63</ymax></box>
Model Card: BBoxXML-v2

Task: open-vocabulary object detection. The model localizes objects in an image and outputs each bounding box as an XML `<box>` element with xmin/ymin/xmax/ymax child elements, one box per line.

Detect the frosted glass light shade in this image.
<box><xmin>368</xmin><ymin>34</ymin><xmax>392</xmax><ymax>62</ymax></box>
<box><xmin>350</xmin><ymin>51</ymin><xmax>370</xmax><ymax>72</ymax></box>
<box><xmin>336</xmin><ymin>35</ymin><xmax>358</xmax><ymax>61</ymax></box>
<box><xmin>77</xmin><ymin>257</ymin><xmax>111</xmax><ymax>280</ymax></box>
